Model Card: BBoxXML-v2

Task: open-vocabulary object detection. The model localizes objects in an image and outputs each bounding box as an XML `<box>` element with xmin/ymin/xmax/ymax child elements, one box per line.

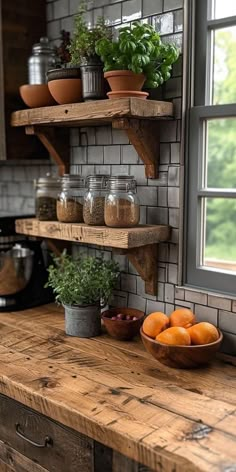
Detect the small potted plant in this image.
<box><xmin>47</xmin><ymin>30</ymin><xmax>83</xmax><ymax>104</ymax></box>
<box><xmin>68</xmin><ymin>2</ymin><xmax>112</xmax><ymax>100</ymax></box>
<box><xmin>46</xmin><ymin>252</ymin><xmax>119</xmax><ymax>338</ymax></box>
<box><xmin>95</xmin><ymin>21</ymin><xmax>179</xmax><ymax>99</ymax></box>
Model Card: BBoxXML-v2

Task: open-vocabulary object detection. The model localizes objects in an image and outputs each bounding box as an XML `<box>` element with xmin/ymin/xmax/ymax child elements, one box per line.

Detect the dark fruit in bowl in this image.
<box><xmin>102</xmin><ymin>308</ymin><xmax>144</xmax><ymax>341</ymax></box>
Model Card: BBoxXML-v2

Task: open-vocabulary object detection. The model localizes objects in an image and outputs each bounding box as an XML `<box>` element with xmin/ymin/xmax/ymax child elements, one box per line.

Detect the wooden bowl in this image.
<box><xmin>102</xmin><ymin>308</ymin><xmax>144</xmax><ymax>341</ymax></box>
<box><xmin>19</xmin><ymin>84</ymin><xmax>56</xmax><ymax>108</ymax></box>
<box><xmin>140</xmin><ymin>327</ymin><xmax>223</xmax><ymax>369</ymax></box>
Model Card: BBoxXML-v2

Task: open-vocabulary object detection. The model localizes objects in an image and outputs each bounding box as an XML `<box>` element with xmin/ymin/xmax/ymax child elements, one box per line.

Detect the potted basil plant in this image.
<box><xmin>68</xmin><ymin>3</ymin><xmax>112</xmax><ymax>100</ymax></box>
<box><xmin>95</xmin><ymin>21</ymin><xmax>179</xmax><ymax>99</ymax></box>
<box><xmin>46</xmin><ymin>253</ymin><xmax>119</xmax><ymax>338</ymax></box>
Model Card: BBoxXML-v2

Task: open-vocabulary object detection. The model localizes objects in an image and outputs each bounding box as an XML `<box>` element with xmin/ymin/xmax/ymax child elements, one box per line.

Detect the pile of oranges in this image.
<box><xmin>142</xmin><ymin>308</ymin><xmax>219</xmax><ymax>346</ymax></box>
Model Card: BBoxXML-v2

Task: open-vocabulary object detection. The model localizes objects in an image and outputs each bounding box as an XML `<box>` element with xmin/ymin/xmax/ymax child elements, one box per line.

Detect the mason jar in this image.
<box><xmin>57</xmin><ymin>175</ymin><xmax>85</xmax><ymax>223</ymax></box>
<box><xmin>104</xmin><ymin>175</ymin><xmax>140</xmax><ymax>228</ymax></box>
<box><xmin>83</xmin><ymin>175</ymin><xmax>108</xmax><ymax>226</ymax></box>
<box><xmin>35</xmin><ymin>176</ymin><xmax>60</xmax><ymax>221</ymax></box>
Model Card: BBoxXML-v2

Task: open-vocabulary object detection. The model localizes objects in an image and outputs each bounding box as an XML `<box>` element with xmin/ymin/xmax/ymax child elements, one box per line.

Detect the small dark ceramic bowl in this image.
<box><xmin>47</xmin><ymin>67</ymin><xmax>81</xmax><ymax>82</ymax></box>
<box><xmin>102</xmin><ymin>308</ymin><xmax>144</xmax><ymax>341</ymax></box>
<box><xmin>140</xmin><ymin>327</ymin><xmax>223</xmax><ymax>369</ymax></box>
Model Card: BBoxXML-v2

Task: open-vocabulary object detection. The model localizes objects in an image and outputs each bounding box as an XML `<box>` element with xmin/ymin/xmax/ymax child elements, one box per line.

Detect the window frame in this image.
<box><xmin>185</xmin><ymin>0</ymin><xmax>236</xmax><ymax>296</ymax></box>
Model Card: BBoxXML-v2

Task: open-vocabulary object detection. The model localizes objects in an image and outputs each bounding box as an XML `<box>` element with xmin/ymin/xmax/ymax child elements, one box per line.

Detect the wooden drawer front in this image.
<box><xmin>0</xmin><ymin>394</ymin><xmax>93</xmax><ymax>472</ymax></box>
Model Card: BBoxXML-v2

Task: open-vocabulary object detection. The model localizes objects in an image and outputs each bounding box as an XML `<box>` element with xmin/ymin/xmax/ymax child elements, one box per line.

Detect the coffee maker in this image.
<box><xmin>0</xmin><ymin>215</ymin><xmax>54</xmax><ymax>311</ymax></box>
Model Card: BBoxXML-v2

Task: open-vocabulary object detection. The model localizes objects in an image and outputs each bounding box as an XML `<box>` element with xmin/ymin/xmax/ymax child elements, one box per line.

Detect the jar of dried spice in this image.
<box><xmin>83</xmin><ymin>175</ymin><xmax>108</xmax><ymax>226</ymax></box>
<box><xmin>35</xmin><ymin>176</ymin><xmax>60</xmax><ymax>221</ymax></box>
<box><xmin>57</xmin><ymin>175</ymin><xmax>85</xmax><ymax>223</ymax></box>
<box><xmin>104</xmin><ymin>175</ymin><xmax>140</xmax><ymax>228</ymax></box>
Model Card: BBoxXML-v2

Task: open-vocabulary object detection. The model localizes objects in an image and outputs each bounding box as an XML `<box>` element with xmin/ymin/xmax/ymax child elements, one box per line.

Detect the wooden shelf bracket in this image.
<box><xmin>25</xmin><ymin>126</ymin><xmax>70</xmax><ymax>176</ymax></box>
<box><xmin>112</xmin><ymin>118</ymin><xmax>160</xmax><ymax>179</ymax></box>
<box><xmin>115</xmin><ymin>244</ymin><xmax>158</xmax><ymax>296</ymax></box>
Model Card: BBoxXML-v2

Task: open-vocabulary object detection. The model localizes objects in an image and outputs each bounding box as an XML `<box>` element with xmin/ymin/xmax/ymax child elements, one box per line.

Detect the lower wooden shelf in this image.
<box><xmin>15</xmin><ymin>218</ymin><xmax>171</xmax><ymax>295</ymax></box>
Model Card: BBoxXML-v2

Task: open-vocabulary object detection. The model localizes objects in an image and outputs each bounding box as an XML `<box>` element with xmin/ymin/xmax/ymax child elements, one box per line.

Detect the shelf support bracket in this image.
<box><xmin>112</xmin><ymin>118</ymin><xmax>160</xmax><ymax>179</ymax></box>
<box><xmin>114</xmin><ymin>244</ymin><xmax>158</xmax><ymax>295</ymax></box>
<box><xmin>25</xmin><ymin>126</ymin><xmax>70</xmax><ymax>176</ymax></box>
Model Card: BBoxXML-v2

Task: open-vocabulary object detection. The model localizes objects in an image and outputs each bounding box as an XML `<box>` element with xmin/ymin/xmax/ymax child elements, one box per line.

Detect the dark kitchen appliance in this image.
<box><xmin>0</xmin><ymin>215</ymin><xmax>54</xmax><ymax>311</ymax></box>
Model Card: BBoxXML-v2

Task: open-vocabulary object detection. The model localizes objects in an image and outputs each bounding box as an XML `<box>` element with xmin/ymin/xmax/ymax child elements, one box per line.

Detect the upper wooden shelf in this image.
<box><xmin>11</xmin><ymin>98</ymin><xmax>173</xmax><ymax>127</ymax></box>
<box><xmin>11</xmin><ymin>99</ymin><xmax>173</xmax><ymax>178</ymax></box>
<box><xmin>15</xmin><ymin>218</ymin><xmax>170</xmax><ymax>249</ymax></box>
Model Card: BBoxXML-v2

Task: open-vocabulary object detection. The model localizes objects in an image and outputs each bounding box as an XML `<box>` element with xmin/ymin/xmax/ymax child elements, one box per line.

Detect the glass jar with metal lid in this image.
<box><xmin>35</xmin><ymin>176</ymin><xmax>60</xmax><ymax>221</ymax></box>
<box><xmin>104</xmin><ymin>175</ymin><xmax>140</xmax><ymax>228</ymax></box>
<box><xmin>28</xmin><ymin>37</ymin><xmax>58</xmax><ymax>85</ymax></box>
<box><xmin>83</xmin><ymin>175</ymin><xmax>108</xmax><ymax>226</ymax></box>
<box><xmin>57</xmin><ymin>175</ymin><xmax>85</xmax><ymax>223</ymax></box>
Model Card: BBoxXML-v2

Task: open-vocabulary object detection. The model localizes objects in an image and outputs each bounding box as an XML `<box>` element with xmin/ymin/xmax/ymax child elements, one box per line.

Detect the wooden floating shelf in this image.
<box><xmin>11</xmin><ymin>98</ymin><xmax>173</xmax><ymax>178</ymax></box>
<box><xmin>16</xmin><ymin>218</ymin><xmax>171</xmax><ymax>295</ymax></box>
<box><xmin>11</xmin><ymin>98</ymin><xmax>173</xmax><ymax>127</ymax></box>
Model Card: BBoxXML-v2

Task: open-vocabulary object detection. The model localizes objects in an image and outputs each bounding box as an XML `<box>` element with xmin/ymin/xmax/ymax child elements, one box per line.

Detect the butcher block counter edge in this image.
<box><xmin>0</xmin><ymin>303</ymin><xmax>235</xmax><ymax>472</ymax></box>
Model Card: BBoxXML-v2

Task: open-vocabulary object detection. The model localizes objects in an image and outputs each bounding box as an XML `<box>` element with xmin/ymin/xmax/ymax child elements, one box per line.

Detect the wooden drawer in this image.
<box><xmin>0</xmin><ymin>394</ymin><xmax>93</xmax><ymax>472</ymax></box>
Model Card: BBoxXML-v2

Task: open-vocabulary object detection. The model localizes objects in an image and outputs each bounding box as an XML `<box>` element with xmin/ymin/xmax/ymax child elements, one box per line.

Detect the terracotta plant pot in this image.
<box><xmin>107</xmin><ymin>91</ymin><xmax>149</xmax><ymax>100</ymax></box>
<box><xmin>48</xmin><ymin>78</ymin><xmax>82</xmax><ymax>105</ymax></box>
<box><xmin>19</xmin><ymin>84</ymin><xmax>56</xmax><ymax>108</ymax></box>
<box><xmin>104</xmin><ymin>70</ymin><xmax>145</xmax><ymax>92</ymax></box>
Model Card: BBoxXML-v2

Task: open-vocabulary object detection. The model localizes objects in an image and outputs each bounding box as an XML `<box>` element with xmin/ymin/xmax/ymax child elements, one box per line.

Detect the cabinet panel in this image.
<box><xmin>0</xmin><ymin>0</ymin><xmax>48</xmax><ymax>160</ymax></box>
<box><xmin>0</xmin><ymin>394</ymin><xmax>93</xmax><ymax>472</ymax></box>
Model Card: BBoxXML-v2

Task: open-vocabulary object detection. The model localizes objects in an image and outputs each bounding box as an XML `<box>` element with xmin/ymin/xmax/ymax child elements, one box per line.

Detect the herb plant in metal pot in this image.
<box><xmin>68</xmin><ymin>3</ymin><xmax>111</xmax><ymax>100</ymax></box>
<box><xmin>46</xmin><ymin>253</ymin><xmax>119</xmax><ymax>337</ymax></box>
<box><xmin>95</xmin><ymin>21</ymin><xmax>179</xmax><ymax>99</ymax></box>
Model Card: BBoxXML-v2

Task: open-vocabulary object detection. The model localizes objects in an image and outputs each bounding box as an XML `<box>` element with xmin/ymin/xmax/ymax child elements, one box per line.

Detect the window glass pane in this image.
<box><xmin>202</xmin><ymin>197</ymin><xmax>236</xmax><ymax>272</ymax></box>
<box><xmin>212</xmin><ymin>26</ymin><xmax>236</xmax><ymax>105</ymax></box>
<box><xmin>212</xmin><ymin>0</ymin><xmax>236</xmax><ymax>19</ymax></box>
<box><xmin>206</xmin><ymin>118</ymin><xmax>236</xmax><ymax>189</ymax></box>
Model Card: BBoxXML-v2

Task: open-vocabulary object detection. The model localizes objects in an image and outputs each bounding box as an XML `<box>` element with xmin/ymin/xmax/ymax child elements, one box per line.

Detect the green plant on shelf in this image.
<box><xmin>46</xmin><ymin>252</ymin><xmax>119</xmax><ymax>306</ymax></box>
<box><xmin>69</xmin><ymin>1</ymin><xmax>112</xmax><ymax>65</ymax></box>
<box><xmin>96</xmin><ymin>21</ymin><xmax>179</xmax><ymax>88</ymax></box>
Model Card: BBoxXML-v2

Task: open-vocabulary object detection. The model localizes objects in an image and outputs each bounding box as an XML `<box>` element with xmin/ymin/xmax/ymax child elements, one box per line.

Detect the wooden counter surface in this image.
<box><xmin>0</xmin><ymin>304</ymin><xmax>235</xmax><ymax>472</ymax></box>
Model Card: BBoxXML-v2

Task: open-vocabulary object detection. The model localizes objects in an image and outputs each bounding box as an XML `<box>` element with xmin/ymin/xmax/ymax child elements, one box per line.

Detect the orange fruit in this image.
<box><xmin>169</xmin><ymin>308</ymin><xmax>196</xmax><ymax>328</ymax></box>
<box><xmin>188</xmin><ymin>322</ymin><xmax>219</xmax><ymax>345</ymax></box>
<box><xmin>143</xmin><ymin>312</ymin><xmax>169</xmax><ymax>339</ymax></box>
<box><xmin>156</xmin><ymin>327</ymin><xmax>191</xmax><ymax>346</ymax></box>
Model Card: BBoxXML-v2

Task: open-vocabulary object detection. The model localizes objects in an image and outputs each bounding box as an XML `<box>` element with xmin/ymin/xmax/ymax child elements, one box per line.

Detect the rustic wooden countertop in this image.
<box><xmin>0</xmin><ymin>304</ymin><xmax>235</xmax><ymax>472</ymax></box>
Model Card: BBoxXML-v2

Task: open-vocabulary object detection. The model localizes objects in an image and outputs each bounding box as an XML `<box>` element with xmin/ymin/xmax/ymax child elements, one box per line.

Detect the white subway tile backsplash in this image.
<box><xmin>54</xmin><ymin>0</ymin><xmax>69</xmax><ymax>19</ymax></box>
<box><xmin>185</xmin><ymin>290</ymin><xmax>208</xmax><ymax>306</ymax></box>
<box><xmin>146</xmin><ymin>299</ymin><xmax>165</xmax><ymax>314</ymax></box>
<box><xmin>121</xmin><ymin>145</ymin><xmax>138</xmax><ymax>164</ymax></box>
<box><xmin>168</xmin><ymin>187</ymin><xmax>180</xmax><ymax>208</ymax></box>
<box><xmin>112</xmin><ymin>129</ymin><xmax>130</xmax><ymax>145</ymax></box>
<box><xmin>88</xmin><ymin>146</ymin><xmax>103</xmax><ymax>164</ymax></box>
<box><xmin>164</xmin><ymin>0</ymin><xmax>183</xmax><ymax>12</ymax></box>
<box><xmin>104</xmin><ymin>145</ymin><xmax>121</xmax><ymax>164</ymax></box>
<box><xmin>143</xmin><ymin>0</ymin><xmax>162</xmax><ymax>17</ymax></box>
<box><xmin>219</xmin><ymin>311</ymin><xmax>236</xmax><ymax>335</ymax></box>
<box><xmin>208</xmin><ymin>295</ymin><xmax>232</xmax><ymax>311</ymax></box>
<box><xmin>96</xmin><ymin>126</ymin><xmax>112</xmax><ymax>145</ymax></box>
<box><xmin>104</xmin><ymin>3</ymin><xmax>122</xmax><ymax>25</ymax></box>
<box><xmin>194</xmin><ymin>305</ymin><xmax>218</xmax><ymax>325</ymax></box>
<box><xmin>137</xmin><ymin>186</ymin><xmax>157</xmax><ymax>206</ymax></box>
<box><xmin>122</xmin><ymin>0</ymin><xmax>142</xmax><ymax>23</ymax></box>
<box><xmin>48</xmin><ymin>19</ymin><xmax>61</xmax><ymax>40</ymax></box>
<box><xmin>121</xmin><ymin>273</ymin><xmax>137</xmax><ymax>293</ymax></box>
<box><xmin>128</xmin><ymin>293</ymin><xmax>146</xmax><ymax>312</ymax></box>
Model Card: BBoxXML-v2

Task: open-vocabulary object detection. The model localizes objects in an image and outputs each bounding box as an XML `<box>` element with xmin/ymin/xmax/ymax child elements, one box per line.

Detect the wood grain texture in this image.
<box><xmin>11</xmin><ymin>99</ymin><xmax>173</xmax><ymax>128</ymax></box>
<box><xmin>0</xmin><ymin>394</ymin><xmax>93</xmax><ymax>471</ymax></box>
<box><xmin>15</xmin><ymin>218</ymin><xmax>170</xmax><ymax>249</ymax></box>
<box><xmin>0</xmin><ymin>439</ymin><xmax>49</xmax><ymax>472</ymax></box>
<box><xmin>0</xmin><ymin>304</ymin><xmax>235</xmax><ymax>472</ymax></box>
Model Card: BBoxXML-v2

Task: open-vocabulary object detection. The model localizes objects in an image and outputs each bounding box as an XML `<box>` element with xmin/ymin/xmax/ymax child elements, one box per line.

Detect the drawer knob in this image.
<box><xmin>15</xmin><ymin>423</ymin><xmax>53</xmax><ymax>448</ymax></box>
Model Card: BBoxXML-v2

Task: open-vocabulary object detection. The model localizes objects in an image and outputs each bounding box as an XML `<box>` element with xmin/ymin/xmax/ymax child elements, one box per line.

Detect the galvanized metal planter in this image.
<box><xmin>63</xmin><ymin>304</ymin><xmax>101</xmax><ymax>337</ymax></box>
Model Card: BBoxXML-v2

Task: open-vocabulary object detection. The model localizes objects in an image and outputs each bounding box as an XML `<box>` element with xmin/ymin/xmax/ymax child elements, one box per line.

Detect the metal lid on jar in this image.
<box><xmin>61</xmin><ymin>174</ymin><xmax>85</xmax><ymax>188</ymax></box>
<box><xmin>35</xmin><ymin>176</ymin><xmax>60</xmax><ymax>188</ymax></box>
<box><xmin>107</xmin><ymin>175</ymin><xmax>137</xmax><ymax>191</ymax></box>
<box><xmin>32</xmin><ymin>37</ymin><xmax>56</xmax><ymax>55</ymax></box>
<box><xmin>86</xmin><ymin>174</ymin><xmax>109</xmax><ymax>190</ymax></box>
